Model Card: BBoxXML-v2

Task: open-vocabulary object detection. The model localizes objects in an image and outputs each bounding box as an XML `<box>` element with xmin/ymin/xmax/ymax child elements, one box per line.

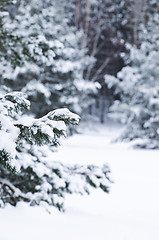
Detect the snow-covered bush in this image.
<box><xmin>105</xmin><ymin>14</ymin><xmax>159</xmax><ymax>148</ymax></box>
<box><xmin>0</xmin><ymin>90</ymin><xmax>111</xmax><ymax>210</ymax></box>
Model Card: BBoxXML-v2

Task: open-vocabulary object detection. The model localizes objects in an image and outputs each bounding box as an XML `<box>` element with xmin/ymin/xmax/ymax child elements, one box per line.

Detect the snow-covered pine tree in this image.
<box><xmin>0</xmin><ymin>89</ymin><xmax>111</xmax><ymax>210</ymax></box>
<box><xmin>105</xmin><ymin>13</ymin><xmax>159</xmax><ymax>148</ymax></box>
<box><xmin>0</xmin><ymin>0</ymin><xmax>111</xmax><ymax>210</ymax></box>
<box><xmin>1</xmin><ymin>0</ymin><xmax>96</xmax><ymax>118</ymax></box>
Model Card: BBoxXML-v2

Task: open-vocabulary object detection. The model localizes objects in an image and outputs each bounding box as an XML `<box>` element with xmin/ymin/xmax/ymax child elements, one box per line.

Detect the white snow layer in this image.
<box><xmin>0</xmin><ymin>121</ymin><xmax>159</xmax><ymax>240</ymax></box>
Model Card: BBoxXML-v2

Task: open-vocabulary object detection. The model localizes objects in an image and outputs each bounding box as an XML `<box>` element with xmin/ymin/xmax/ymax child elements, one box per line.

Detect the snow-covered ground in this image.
<box><xmin>1</xmin><ymin>120</ymin><xmax>159</xmax><ymax>240</ymax></box>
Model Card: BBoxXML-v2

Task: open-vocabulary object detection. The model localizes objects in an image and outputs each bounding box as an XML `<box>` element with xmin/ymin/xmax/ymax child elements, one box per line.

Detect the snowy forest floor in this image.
<box><xmin>1</xmin><ymin>118</ymin><xmax>159</xmax><ymax>240</ymax></box>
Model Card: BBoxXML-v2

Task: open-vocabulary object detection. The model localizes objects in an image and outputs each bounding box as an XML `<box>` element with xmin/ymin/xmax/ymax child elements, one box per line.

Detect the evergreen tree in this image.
<box><xmin>0</xmin><ymin>0</ymin><xmax>111</xmax><ymax>210</ymax></box>
<box><xmin>105</xmin><ymin>13</ymin><xmax>159</xmax><ymax>148</ymax></box>
<box><xmin>0</xmin><ymin>89</ymin><xmax>111</xmax><ymax>210</ymax></box>
<box><xmin>1</xmin><ymin>0</ymin><xmax>96</xmax><ymax>117</ymax></box>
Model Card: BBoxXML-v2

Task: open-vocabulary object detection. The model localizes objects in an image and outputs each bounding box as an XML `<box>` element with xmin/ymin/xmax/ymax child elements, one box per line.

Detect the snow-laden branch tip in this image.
<box><xmin>0</xmin><ymin>92</ymin><xmax>80</xmax><ymax>172</ymax></box>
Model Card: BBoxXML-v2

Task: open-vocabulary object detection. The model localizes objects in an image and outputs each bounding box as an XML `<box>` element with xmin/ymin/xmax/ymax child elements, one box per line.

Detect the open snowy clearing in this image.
<box><xmin>0</xmin><ymin>121</ymin><xmax>159</xmax><ymax>240</ymax></box>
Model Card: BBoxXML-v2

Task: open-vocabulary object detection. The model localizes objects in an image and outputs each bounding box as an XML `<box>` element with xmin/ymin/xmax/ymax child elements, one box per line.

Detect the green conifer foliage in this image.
<box><xmin>0</xmin><ymin>0</ymin><xmax>96</xmax><ymax>118</ymax></box>
<box><xmin>0</xmin><ymin>90</ymin><xmax>111</xmax><ymax>210</ymax></box>
<box><xmin>105</xmin><ymin>14</ymin><xmax>159</xmax><ymax>149</ymax></box>
<box><xmin>0</xmin><ymin>0</ymin><xmax>111</xmax><ymax>211</ymax></box>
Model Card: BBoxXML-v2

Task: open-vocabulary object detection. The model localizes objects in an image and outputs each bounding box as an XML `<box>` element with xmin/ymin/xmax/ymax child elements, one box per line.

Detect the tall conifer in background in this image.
<box><xmin>1</xmin><ymin>0</ymin><xmax>97</xmax><ymax>117</ymax></box>
<box><xmin>105</xmin><ymin>13</ymin><xmax>159</xmax><ymax>149</ymax></box>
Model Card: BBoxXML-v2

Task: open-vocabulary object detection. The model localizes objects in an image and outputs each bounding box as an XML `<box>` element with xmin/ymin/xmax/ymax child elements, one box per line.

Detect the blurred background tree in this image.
<box><xmin>105</xmin><ymin>12</ymin><xmax>159</xmax><ymax>149</ymax></box>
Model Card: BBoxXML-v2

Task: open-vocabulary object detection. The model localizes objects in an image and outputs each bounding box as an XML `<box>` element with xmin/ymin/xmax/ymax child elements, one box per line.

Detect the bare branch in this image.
<box><xmin>91</xmin><ymin>57</ymin><xmax>111</xmax><ymax>82</ymax></box>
